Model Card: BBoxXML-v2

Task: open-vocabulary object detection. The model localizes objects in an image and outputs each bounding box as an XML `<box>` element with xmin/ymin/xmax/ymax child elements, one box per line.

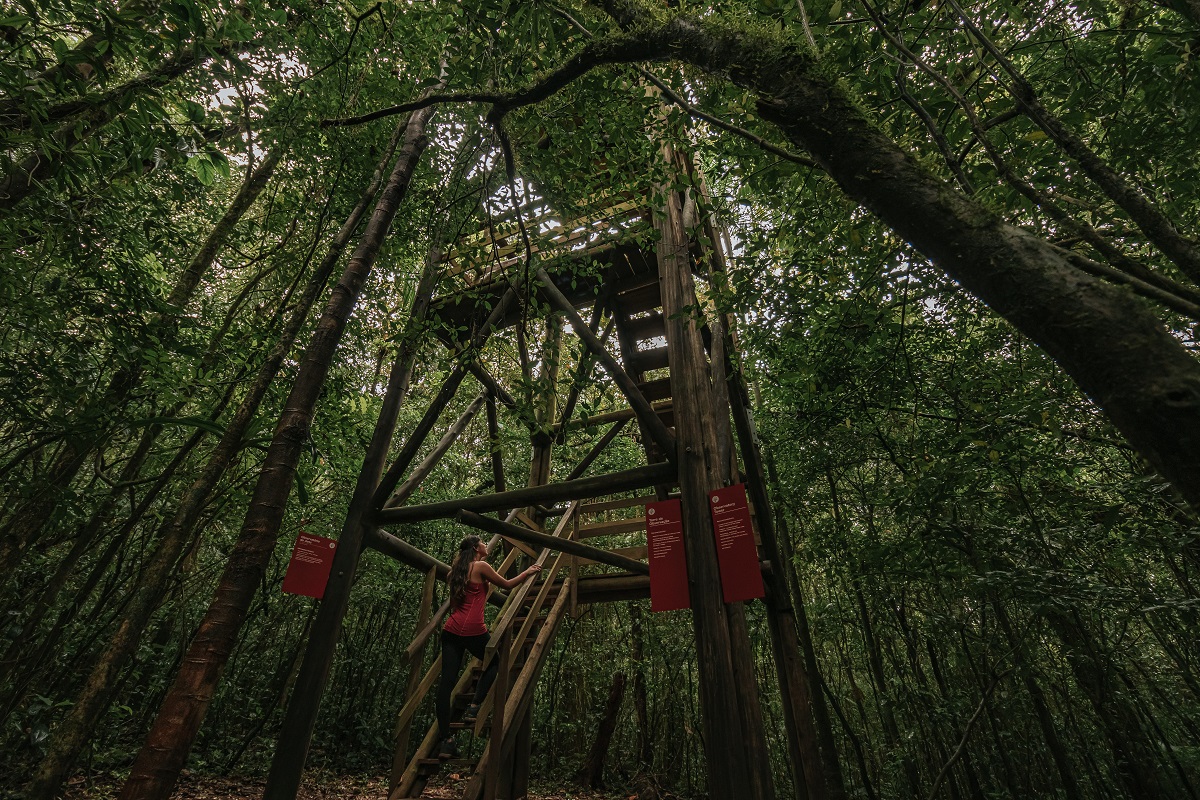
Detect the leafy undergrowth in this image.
<box><xmin>60</xmin><ymin>773</ymin><xmax>646</xmax><ymax>800</ymax></box>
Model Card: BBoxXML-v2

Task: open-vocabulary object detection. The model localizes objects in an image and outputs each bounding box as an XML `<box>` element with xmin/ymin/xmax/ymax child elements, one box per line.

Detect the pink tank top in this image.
<box><xmin>445</xmin><ymin>580</ymin><xmax>487</xmax><ymax>636</ymax></box>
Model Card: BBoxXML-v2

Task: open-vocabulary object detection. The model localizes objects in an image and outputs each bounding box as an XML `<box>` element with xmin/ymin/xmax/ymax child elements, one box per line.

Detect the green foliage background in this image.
<box><xmin>1</xmin><ymin>0</ymin><xmax>1199</xmax><ymax>797</ymax></box>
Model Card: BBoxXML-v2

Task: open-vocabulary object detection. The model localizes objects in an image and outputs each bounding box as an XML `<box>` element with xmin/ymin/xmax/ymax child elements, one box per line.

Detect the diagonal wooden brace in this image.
<box><xmin>534</xmin><ymin>267</ymin><xmax>676</xmax><ymax>461</ymax></box>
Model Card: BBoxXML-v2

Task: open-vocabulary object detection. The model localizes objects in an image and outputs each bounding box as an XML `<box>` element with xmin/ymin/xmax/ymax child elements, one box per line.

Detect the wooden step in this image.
<box><xmin>449</xmin><ymin>720</ymin><xmax>487</xmax><ymax>730</ymax></box>
<box><xmin>637</xmin><ymin>377</ymin><xmax>673</xmax><ymax>403</ymax></box>
<box><xmin>577</xmin><ymin>517</ymin><xmax>647</xmax><ymax>538</ymax></box>
<box><xmin>615</xmin><ymin>283</ymin><xmax>662</xmax><ymax>315</ymax></box>
<box><xmin>633</xmin><ymin>345</ymin><xmax>669</xmax><ymax>372</ymax></box>
<box><xmin>625</xmin><ymin>311</ymin><xmax>665</xmax><ymax>342</ymax></box>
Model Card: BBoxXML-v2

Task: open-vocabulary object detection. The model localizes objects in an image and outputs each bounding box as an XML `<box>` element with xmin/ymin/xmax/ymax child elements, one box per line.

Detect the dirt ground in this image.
<box><xmin>60</xmin><ymin>773</ymin><xmax>642</xmax><ymax>800</ymax></box>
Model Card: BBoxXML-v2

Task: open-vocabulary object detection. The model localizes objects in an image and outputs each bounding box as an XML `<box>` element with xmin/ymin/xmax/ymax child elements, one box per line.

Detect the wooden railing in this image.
<box><xmin>440</xmin><ymin>194</ymin><xmax>650</xmax><ymax>289</ymax></box>
<box><xmin>387</xmin><ymin>486</ymin><xmax>667</xmax><ymax>800</ymax></box>
<box><xmin>388</xmin><ymin>504</ymin><xmax>581</xmax><ymax>800</ymax></box>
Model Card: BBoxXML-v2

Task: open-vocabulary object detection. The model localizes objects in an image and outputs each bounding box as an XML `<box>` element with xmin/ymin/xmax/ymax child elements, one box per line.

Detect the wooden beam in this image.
<box><xmin>373</xmin><ymin>462</ymin><xmax>676</xmax><ymax>525</ymax></box>
<box><xmin>372</xmin><ymin>286</ymin><xmax>519</xmax><ymax>509</ymax></box>
<box><xmin>362</xmin><ymin>527</ymin><xmax>508</xmax><ymax>609</ymax></box>
<box><xmin>535</xmin><ymin>266</ymin><xmax>677</xmax><ymax>461</ymax></box>
<box><xmin>456</xmin><ymin>511</ymin><xmax>650</xmax><ymax>576</ymax></box>
<box><xmin>564</xmin><ymin>418</ymin><xmax>629</xmax><ymax>482</ymax></box>
<box><xmin>552</xmin><ymin>400</ymin><xmax>673</xmax><ymax>433</ymax></box>
<box><xmin>467</xmin><ymin>360</ymin><xmax>518</xmax><ymax>410</ymax></box>
<box><xmin>555</xmin><ymin>313</ymin><xmax>615</xmax><ymax>444</ymax></box>
<box><xmin>370</xmin><ymin>364</ymin><xmax>468</xmax><ymax>508</ymax></box>
<box><xmin>383</xmin><ymin>391</ymin><xmax>486</xmax><ymax>509</ymax></box>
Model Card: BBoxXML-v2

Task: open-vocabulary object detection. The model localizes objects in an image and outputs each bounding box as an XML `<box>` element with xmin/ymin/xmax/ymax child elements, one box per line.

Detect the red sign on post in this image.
<box><xmin>282</xmin><ymin>531</ymin><xmax>338</xmax><ymax>599</ymax></box>
<box><xmin>708</xmin><ymin>483</ymin><xmax>765</xmax><ymax>604</ymax></box>
<box><xmin>646</xmin><ymin>499</ymin><xmax>690</xmax><ymax>612</ymax></box>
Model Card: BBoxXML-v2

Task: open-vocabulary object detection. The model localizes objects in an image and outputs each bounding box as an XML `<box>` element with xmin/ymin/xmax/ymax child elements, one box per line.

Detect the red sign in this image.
<box><xmin>282</xmin><ymin>531</ymin><xmax>338</xmax><ymax>599</ymax></box>
<box><xmin>646</xmin><ymin>499</ymin><xmax>690</xmax><ymax>612</ymax></box>
<box><xmin>708</xmin><ymin>484</ymin><xmax>764</xmax><ymax>603</ymax></box>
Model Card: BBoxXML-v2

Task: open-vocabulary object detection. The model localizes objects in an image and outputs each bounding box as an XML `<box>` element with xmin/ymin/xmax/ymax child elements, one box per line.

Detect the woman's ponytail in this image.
<box><xmin>447</xmin><ymin>535</ymin><xmax>481</xmax><ymax>608</ymax></box>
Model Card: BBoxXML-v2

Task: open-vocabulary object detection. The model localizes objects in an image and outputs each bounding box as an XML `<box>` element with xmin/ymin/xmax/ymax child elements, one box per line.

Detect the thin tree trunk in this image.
<box><xmin>117</xmin><ymin>106</ymin><xmax>434</xmax><ymax>800</ymax></box>
<box><xmin>20</xmin><ymin>137</ymin><xmax>385</xmax><ymax>800</ymax></box>
<box><xmin>575</xmin><ymin>672</ymin><xmax>627</xmax><ymax>788</ymax></box>
<box><xmin>1044</xmin><ymin>609</ymin><xmax>1177</xmax><ymax>800</ymax></box>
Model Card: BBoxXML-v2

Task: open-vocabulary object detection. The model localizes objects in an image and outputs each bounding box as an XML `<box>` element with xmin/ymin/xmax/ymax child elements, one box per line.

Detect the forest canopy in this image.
<box><xmin>2</xmin><ymin>1</ymin><xmax>1199</xmax><ymax>799</ymax></box>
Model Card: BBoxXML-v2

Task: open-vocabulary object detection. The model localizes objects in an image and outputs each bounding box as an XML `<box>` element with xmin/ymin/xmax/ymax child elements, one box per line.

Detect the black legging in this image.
<box><xmin>436</xmin><ymin>629</ymin><xmax>498</xmax><ymax>740</ymax></box>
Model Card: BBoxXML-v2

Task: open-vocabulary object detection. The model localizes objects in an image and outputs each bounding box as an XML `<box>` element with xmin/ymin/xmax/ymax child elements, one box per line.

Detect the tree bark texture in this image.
<box><xmin>113</xmin><ymin>108</ymin><xmax>434</xmax><ymax>800</ymax></box>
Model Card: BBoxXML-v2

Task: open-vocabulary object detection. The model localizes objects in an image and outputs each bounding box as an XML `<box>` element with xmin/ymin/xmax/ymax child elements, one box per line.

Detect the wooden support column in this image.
<box><xmin>264</xmin><ymin>283</ymin><xmax>516</xmax><ymax>800</ymax></box>
<box><xmin>457</xmin><ymin>512</ymin><xmax>650</xmax><ymax>575</ymax></box>
<box><xmin>507</xmin><ymin>313</ymin><xmax>562</xmax><ymax>800</ymax></box>
<box><xmin>370</xmin><ymin>364</ymin><xmax>468</xmax><ymax>508</ymax></box>
<box><xmin>264</xmin><ymin>239</ymin><xmax>442</xmax><ymax>800</ymax></box>
<box><xmin>654</xmin><ymin>154</ymin><xmax>773</xmax><ymax>800</ymax></box>
<box><xmin>697</xmin><ymin>163</ymin><xmax>844</xmax><ymax>800</ymax></box>
<box><xmin>730</xmin><ymin>372</ymin><xmax>847</xmax><ymax>800</ymax></box>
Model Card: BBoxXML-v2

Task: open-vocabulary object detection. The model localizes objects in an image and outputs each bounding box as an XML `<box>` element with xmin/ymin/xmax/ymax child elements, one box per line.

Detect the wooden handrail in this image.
<box><xmin>472</xmin><ymin>507</ymin><xmax>578</xmax><ymax>736</ymax></box>
<box><xmin>458</xmin><ymin>510</ymin><xmax>650</xmax><ymax>575</ymax></box>
<box><xmin>484</xmin><ymin>503</ymin><xmax>578</xmax><ymax>659</ymax></box>
<box><xmin>463</xmin><ymin>574</ymin><xmax>574</xmax><ymax>800</ymax></box>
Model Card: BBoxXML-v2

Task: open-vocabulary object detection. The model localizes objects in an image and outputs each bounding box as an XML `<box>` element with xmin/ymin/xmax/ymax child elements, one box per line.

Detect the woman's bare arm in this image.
<box><xmin>471</xmin><ymin>561</ymin><xmax>542</xmax><ymax>590</ymax></box>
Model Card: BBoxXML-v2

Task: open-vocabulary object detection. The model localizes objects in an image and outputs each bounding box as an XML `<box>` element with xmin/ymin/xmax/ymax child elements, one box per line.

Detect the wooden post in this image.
<box><xmin>263</xmin><ymin>276</ymin><xmax>518</xmax><ymax>800</ymax></box>
<box><xmin>653</xmin><ymin>151</ymin><xmax>773</xmax><ymax>800</ymax></box>
<box><xmin>729</xmin><ymin>371</ymin><xmax>846</xmax><ymax>800</ymax></box>
<box><xmin>370</xmin><ymin>364</ymin><xmax>469</xmax><ymax>508</ymax></box>
<box><xmin>390</xmin><ymin>567</ymin><xmax>438</xmax><ymax>791</ymax></box>
<box><xmin>507</xmin><ymin>314</ymin><xmax>563</xmax><ymax>800</ymax></box>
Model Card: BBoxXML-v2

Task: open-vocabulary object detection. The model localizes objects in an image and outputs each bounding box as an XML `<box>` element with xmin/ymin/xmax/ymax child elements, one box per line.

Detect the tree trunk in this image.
<box><xmin>117</xmin><ymin>106</ymin><xmax>434</xmax><ymax>800</ymax></box>
<box><xmin>576</xmin><ymin>671</ymin><xmax>627</xmax><ymax>788</ymax></box>
<box><xmin>21</xmin><ymin>132</ymin><xmax>381</xmax><ymax>800</ymax></box>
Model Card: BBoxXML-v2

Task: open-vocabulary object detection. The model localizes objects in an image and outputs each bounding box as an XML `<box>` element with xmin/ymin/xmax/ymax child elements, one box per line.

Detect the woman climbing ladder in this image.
<box><xmin>437</xmin><ymin>535</ymin><xmax>542</xmax><ymax>758</ymax></box>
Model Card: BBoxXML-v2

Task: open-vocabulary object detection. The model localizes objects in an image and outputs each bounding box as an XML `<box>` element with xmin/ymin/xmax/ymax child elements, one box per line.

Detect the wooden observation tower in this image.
<box><xmin>259</xmin><ymin>148</ymin><xmax>837</xmax><ymax>800</ymax></box>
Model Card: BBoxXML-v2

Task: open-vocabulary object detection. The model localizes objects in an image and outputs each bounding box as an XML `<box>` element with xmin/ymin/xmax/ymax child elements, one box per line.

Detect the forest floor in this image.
<box><xmin>60</xmin><ymin>773</ymin><xmax>641</xmax><ymax>800</ymax></box>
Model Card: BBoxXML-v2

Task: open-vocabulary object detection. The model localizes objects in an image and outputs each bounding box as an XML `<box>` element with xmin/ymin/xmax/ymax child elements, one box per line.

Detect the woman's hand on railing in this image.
<box><xmin>524</xmin><ymin>564</ymin><xmax>543</xmax><ymax>581</ymax></box>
